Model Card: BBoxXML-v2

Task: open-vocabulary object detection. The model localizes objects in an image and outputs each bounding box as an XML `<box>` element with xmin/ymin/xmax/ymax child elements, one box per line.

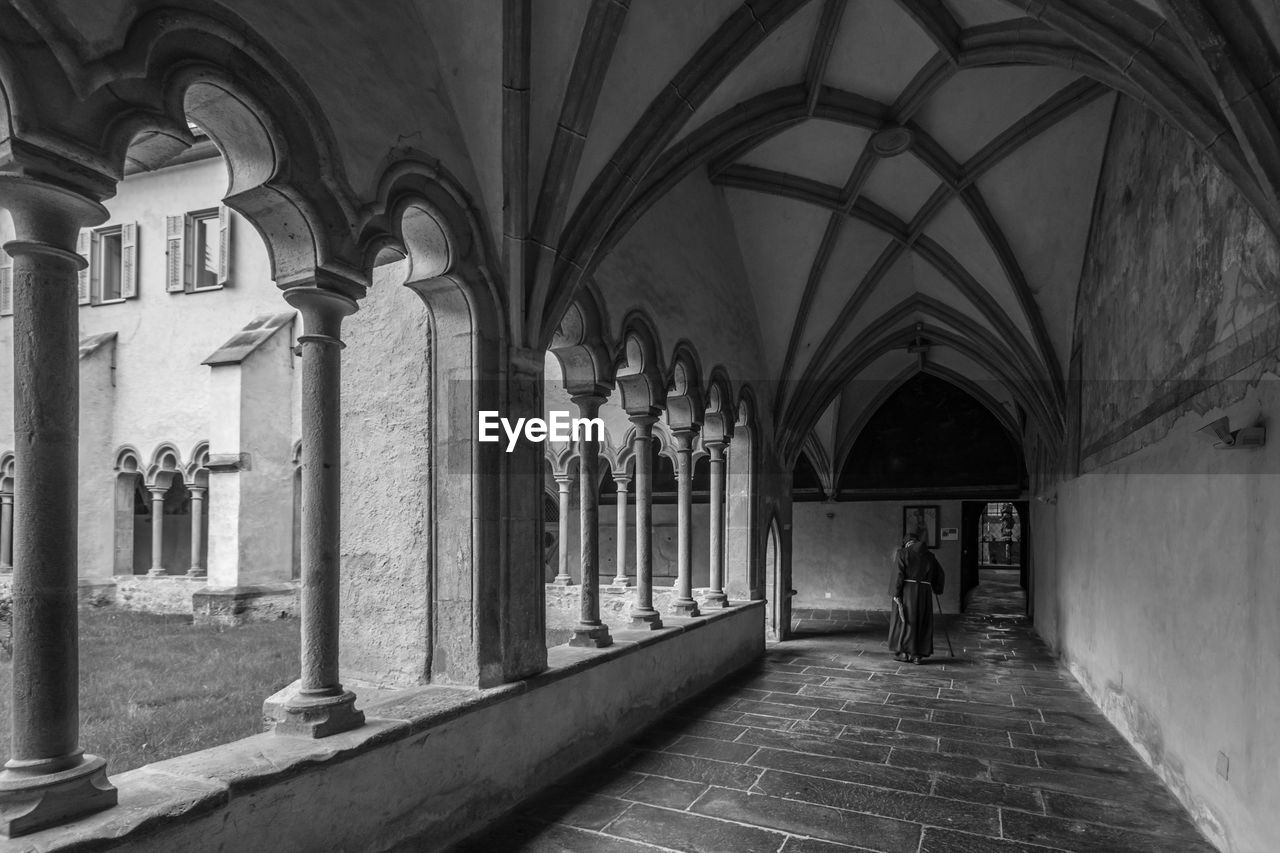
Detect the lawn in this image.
<box><xmin>0</xmin><ymin>608</ymin><xmax>299</xmax><ymax>775</ymax></box>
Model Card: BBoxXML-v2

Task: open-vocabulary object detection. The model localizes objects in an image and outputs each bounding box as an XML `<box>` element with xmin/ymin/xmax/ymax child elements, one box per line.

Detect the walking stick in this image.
<box><xmin>933</xmin><ymin>590</ymin><xmax>954</xmax><ymax>658</ymax></box>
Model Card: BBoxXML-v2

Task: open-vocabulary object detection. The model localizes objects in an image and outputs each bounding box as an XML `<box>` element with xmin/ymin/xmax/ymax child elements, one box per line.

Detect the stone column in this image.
<box><xmin>629</xmin><ymin>416</ymin><xmax>662</xmax><ymax>629</ymax></box>
<box><xmin>147</xmin><ymin>485</ymin><xmax>168</xmax><ymax>576</ymax></box>
<box><xmin>0</xmin><ymin>174</ymin><xmax>116</xmax><ymax>836</ymax></box>
<box><xmin>611</xmin><ymin>473</ymin><xmax>631</xmax><ymax>586</ymax></box>
<box><xmin>553</xmin><ymin>473</ymin><xmax>574</xmax><ymax>585</ymax></box>
<box><xmin>186</xmin><ymin>486</ymin><xmax>206</xmax><ymax>577</ymax></box>
<box><xmin>705</xmin><ymin>439</ymin><xmax>729</xmax><ymax>608</ymax></box>
<box><xmin>569</xmin><ymin>395</ymin><xmax>611</xmax><ymax>647</ymax></box>
<box><xmin>0</xmin><ymin>492</ymin><xmax>13</xmax><ymax>572</ymax></box>
<box><xmin>670</xmin><ymin>428</ymin><xmax>701</xmax><ymax>617</ymax></box>
<box><xmin>275</xmin><ymin>286</ymin><xmax>364</xmax><ymax>737</ymax></box>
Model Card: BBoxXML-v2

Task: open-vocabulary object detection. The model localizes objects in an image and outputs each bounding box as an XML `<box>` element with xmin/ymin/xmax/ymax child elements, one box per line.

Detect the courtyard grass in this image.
<box><xmin>0</xmin><ymin>608</ymin><xmax>299</xmax><ymax>775</ymax></box>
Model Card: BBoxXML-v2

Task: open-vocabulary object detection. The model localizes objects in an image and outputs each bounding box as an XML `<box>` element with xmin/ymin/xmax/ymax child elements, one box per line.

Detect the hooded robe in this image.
<box><xmin>888</xmin><ymin>538</ymin><xmax>945</xmax><ymax>658</ymax></box>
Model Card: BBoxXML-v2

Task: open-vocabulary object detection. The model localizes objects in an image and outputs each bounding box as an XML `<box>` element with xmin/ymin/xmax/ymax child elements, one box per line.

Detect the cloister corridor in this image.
<box><xmin>456</xmin><ymin>581</ymin><xmax>1216</xmax><ymax>853</ymax></box>
<box><xmin>2</xmin><ymin>1</ymin><xmax>1279</xmax><ymax>849</ymax></box>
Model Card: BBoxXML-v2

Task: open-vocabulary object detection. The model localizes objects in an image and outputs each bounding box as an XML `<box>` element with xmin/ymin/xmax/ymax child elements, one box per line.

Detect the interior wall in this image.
<box><xmin>791</xmin><ymin>500</ymin><xmax>963</xmax><ymax>615</ymax></box>
<box><xmin>1042</xmin><ymin>96</ymin><xmax>1280</xmax><ymax>853</ymax></box>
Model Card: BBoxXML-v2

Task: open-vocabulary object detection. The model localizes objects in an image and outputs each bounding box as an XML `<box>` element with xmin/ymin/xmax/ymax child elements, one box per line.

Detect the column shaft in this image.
<box><xmin>0</xmin><ymin>174</ymin><xmax>116</xmax><ymax>836</ymax></box>
<box><xmin>569</xmin><ymin>395</ymin><xmax>611</xmax><ymax>648</ymax></box>
<box><xmin>671</xmin><ymin>430</ymin><xmax>700</xmax><ymax>616</ymax></box>
<box><xmin>706</xmin><ymin>442</ymin><xmax>728</xmax><ymax>607</ymax></box>
<box><xmin>147</xmin><ymin>488</ymin><xmax>167</xmax><ymax>575</ymax></box>
<box><xmin>0</xmin><ymin>495</ymin><xmax>12</xmax><ymax>571</ymax></box>
<box><xmin>276</xmin><ymin>287</ymin><xmax>363</xmax><ymax>738</ymax></box>
<box><xmin>553</xmin><ymin>475</ymin><xmax>573</xmax><ymax>585</ymax></box>
<box><xmin>187</xmin><ymin>487</ymin><xmax>206</xmax><ymax>577</ymax></box>
<box><xmin>612</xmin><ymin>476</ymin><xmax>630</xmax><ymax>586</ymax></box>
<box><xmin>629</xmin><ymin>418</ymin><xmax>662</xmax><ymax>628</ymax></box>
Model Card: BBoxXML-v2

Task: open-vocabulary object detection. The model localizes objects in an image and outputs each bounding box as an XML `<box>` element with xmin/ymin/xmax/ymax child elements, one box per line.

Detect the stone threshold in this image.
<box><xmin>18</xmin><ymin>600</ymin><xmax>764</xmax><ymax>851</ymax></box>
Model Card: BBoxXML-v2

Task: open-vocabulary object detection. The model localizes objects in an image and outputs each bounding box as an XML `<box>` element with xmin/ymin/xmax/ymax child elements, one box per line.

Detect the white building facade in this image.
<box><xmin>0</xmin><ymin>138</ymin><xmax>301</xmax><ymax>616</ymax></box>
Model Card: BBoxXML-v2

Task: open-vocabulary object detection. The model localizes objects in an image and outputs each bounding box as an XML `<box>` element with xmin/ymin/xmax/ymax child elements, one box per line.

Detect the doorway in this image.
<box><xmin>764</xmin><ymin>518</ymin><xmax>781</xmax><ymax>640</ymax></box>
<box><xmin>960</xmin><ymin>500</ymin><xmax>1028</xmax><ymax>615</ymax></box>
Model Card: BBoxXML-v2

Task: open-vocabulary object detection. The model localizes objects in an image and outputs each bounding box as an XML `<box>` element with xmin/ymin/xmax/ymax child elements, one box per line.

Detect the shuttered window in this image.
<box><xmin>77</xmin><ymin>231</ymin><xmax>91</xmax><ymax>304</ymax></box>
<box><xmin>76</xmin><ymin>223</ymin><xmax>140</xmax><ymax>305</ymax></box>
<box><xmin>165</xmin><ymin>215</ymin><xmax>186</xmax><ymax>292</ymax></box>
<box><xmin>170</xmin><ymin>206</ymin><xmax>232</xmax><ymax>293</ymax></box>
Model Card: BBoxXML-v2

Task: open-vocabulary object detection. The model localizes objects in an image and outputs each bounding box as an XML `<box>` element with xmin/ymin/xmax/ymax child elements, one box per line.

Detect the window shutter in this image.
<box><xmin>89</xmin><ymin>229</ymin><xmax>102</xmax><ymax>305</ymax></box>
<box><xmin>183</xmin><ymin>215</ymin><xmax>195</xmax><ymax>291</ymax></box>
<box><xmin>165</xmin><ymin>215</ymin><xmax>186</xmax><ymax>292</ymax></box>
<box><xmin>217</xmin><ymin>205</ymin><xmax>230</xmax><ymax>286</ymax></box>
<box><xmin>120</xmin><ymin>222</ymin><xmax>138</xmax><ymax>299</ymax></box>
<box><xmin>0</xmin><ymin>264</ymin><xmax>12</xmax><ymax>317</ymax></box>
<box><xmin>76</xmin><ymin>230</ymin><xmax>92</xmax><ymax>304</ymax></box>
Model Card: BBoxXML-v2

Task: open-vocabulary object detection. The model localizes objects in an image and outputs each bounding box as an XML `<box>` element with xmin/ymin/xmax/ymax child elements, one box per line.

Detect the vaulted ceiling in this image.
<box><xmin>13</xmin><ymin>0</ymin><xmax>1280</xmax><ymax>473</ymax></box>
<box><xmin>430</xmin><ymin>0</ymin><xmax>1280</xmax><ymax>471</ymax></box>
<box><xmin>460</xmin><ymin>0</ymin><xmax>1136</xmax><ymax>468</ymax></box>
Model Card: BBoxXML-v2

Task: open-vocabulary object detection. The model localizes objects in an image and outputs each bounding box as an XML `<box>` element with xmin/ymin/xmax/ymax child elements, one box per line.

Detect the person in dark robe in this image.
<box><xmin>888</xmin><ymin>532</ymin><xmax>945</xmax><ymax>664</ymax></box>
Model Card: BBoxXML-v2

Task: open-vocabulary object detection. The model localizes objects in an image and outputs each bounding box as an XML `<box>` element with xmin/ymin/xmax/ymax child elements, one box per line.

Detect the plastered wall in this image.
<box><xmin>1040</xmin><ymin>97</ymin><xmax>1280</xmax><ymax>853</ymax></box>
<box><xmin>0</xmin><ymin>153</ymin><xmax>299</xmax><ymax>580</ymax></box>
<box><xmin>791</xmin><ymin>500</ymin><xmax>963</xmax><ymax>616</ymax></box>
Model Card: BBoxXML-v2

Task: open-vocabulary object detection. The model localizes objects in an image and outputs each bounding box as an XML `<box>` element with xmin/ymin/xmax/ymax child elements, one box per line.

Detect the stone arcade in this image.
<box><xmin>0</xmin><ymin>1</ymin><xmax>1278</xmax><ymax>851</ymax></box>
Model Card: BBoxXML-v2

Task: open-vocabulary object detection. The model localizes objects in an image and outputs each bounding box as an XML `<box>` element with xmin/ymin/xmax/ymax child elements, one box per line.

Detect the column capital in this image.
<box><xmin>0</xmin><ymin>174</ymin><xmax>108</xmax><ymax>254</ymax></box>
<box><xmin>628</xmin><ymin>413</ymin><xmax>660</xmax><ymax>432</ymax></box>
<box><xmin>284</xmin><ymin>285</ymin><xmax>359</xmax><ymax>347</ymax></box>
<box><xmin>705</xmin><ymin>439</ymin><xmax>728</xmax><ymax>460</ymax></box>
<box><xmin>569</xmin><ymin>393</ymin><xmax>607</xmax><ymax>419</ymax></box>
<box><xmin>554</xmin><ymin>472</ymin><xmax>574</xmax><ymax>488</ymax></box>
<box><xmin>612</xmin><ymin>473</ymin><xmax>632</xmax><ymax>489</ymax></box>
<box><xmin>146</xmin><ymin>485</ymin><xmax>168</xmax><ymax>499</ymax></box>
<box><xmin>671</xmin><ymin>427</ymin><xmax>698</xmax><ymax>452</ymax></box>
<box><xmin>187</xmin><ymin>485</ymin><xmax>208</xmax><ymax>499</ymax></box>
<box><xmin>0</xmin><ymin>492</ymin><xmax>11</xmax><ymax>506</ymax></box>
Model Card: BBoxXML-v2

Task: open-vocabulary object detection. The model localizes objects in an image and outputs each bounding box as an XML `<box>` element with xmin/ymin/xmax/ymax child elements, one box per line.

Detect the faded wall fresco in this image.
<box><xmin>1074</xmin><ymin>98</ymin><xmax>1280</xmax><ymax>468</ymax></box>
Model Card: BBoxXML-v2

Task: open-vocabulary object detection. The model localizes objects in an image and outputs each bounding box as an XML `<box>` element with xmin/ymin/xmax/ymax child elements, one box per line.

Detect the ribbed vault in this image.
<box><xmin>484</xmin><ymin>0</ymin><xmax>1280</xmax><ymax>473</ymax></box>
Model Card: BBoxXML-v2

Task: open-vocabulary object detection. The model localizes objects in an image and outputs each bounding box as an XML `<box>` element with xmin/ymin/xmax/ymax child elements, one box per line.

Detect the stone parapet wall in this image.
<box><xmin>544</xmin><ymin>581</ymin><xmax>740</xmax><ymax>639</ymax></box>
<box><xmin>191</xmin><ymin>583</ymin><xmax>299</xmax><ymax>626</ymax></box>
<box><xmin>114</xmin><ymin>576</ymin><xmax>206</xmax><ymax>615</ymax></box>
<box><xmin>24</xmin><ymin>602</ymin><xmax>764</xmax><ymax>851</ymax></box>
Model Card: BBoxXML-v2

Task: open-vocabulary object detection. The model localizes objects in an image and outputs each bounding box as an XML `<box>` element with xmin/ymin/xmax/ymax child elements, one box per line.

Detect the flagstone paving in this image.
<box><xmin>455</xmin><ymin>580</ymin><xmax>1217</xmax><ymax>852</ymax></box>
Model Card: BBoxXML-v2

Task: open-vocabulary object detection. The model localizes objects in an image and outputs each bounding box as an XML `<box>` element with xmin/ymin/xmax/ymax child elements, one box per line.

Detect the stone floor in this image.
<box><xmin>456</xmin><ymin>574</ymin><xmax>1217</xmax><ymax>852</ymax></box>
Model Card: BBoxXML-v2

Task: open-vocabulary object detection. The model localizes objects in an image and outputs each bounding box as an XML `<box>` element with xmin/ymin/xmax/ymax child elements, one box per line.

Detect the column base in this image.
<box><xmin>0</xmin><ymin>753</ymin><xmax>116</xmax><ymax>838</ymax></box>
<box><xmin>609</xmin><ymin>577</ymin><xmax>632</xmax><ymax>588</ymax></box>
<box><xmin>552</xmin><ymin>575</ymin><xmax>576</xmax><ymax>586</ymax></box>
<box><xmin>569</xmin><ymin>623</ymin><xmax>613</xmax><ymax>648</ymax></box>
<box><xmin>274</xmin><ymin>689</ymin><xmax>365</xmax><ymax>738</ymax></box>
<box><xmin>670</xmin><ymin>598</ymin><xmax>701</xmax><ymax>617</ymax></box>
<box><xmin>186</xmin><ymin>568</ymin><xmax>207</xmax><ymax>579</ymax></box>
<box><xmin>146</xmin><ymin>568</ymin><xmax>168</xmax><ymax>577</ymax></box>
<box><xmin>630</xmin><ymin>608</ymin><xmax>664</xmax><ymax>630</ymax></box>
<box><xmin>703</xmin><ymin>592</ymin><xmax>729</xmax><ymax>608</ymax></box>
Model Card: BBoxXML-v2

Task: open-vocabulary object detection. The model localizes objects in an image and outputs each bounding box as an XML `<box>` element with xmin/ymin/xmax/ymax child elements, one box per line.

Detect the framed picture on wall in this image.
<box><xmin>903</xmin><ymin>505</ymin><xmax>940</xmax><ymax>549</ymax></box>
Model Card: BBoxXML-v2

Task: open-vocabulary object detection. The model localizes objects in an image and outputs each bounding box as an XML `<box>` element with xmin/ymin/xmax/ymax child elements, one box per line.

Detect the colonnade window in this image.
<box><xmin>543</xmin><ymin>397</ymin><xmax>753</xmax><ymax>635</ymax></box>
<box><xmin>110</xmin><ymin>451</ymin><xmax>210</xmax><ymax>578</ymax></box>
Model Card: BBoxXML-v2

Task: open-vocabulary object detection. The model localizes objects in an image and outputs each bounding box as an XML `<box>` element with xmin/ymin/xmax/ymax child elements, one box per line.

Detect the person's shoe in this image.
<box><xmin>911</xmin><ymin>657</ymin><xmax>922</xmax><ymax>664</ymax></box>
